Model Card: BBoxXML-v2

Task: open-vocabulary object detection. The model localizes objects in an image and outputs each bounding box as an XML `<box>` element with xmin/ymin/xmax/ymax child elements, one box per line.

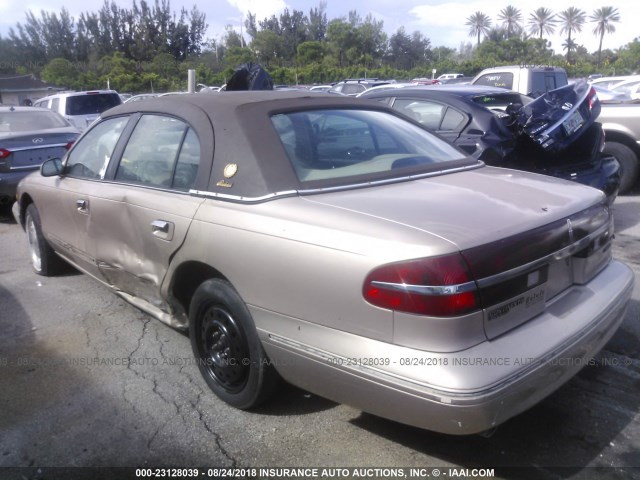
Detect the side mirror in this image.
<box><xmin>41</xmin><ymin>158</ymin><xmax>63</xmax><ymax>177</ymax></box>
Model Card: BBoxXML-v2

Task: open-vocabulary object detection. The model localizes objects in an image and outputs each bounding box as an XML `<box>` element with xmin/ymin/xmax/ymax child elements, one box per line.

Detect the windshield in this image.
<box><xmin>271</xmin><ymin>109</ymin><xmax>468</xmax><ymax>183</ymax></box>
<box><xmin>65</xmin><ymin>93</ymin><xmax>121</xmax><ymax>115</ymax></box>
<box><xmin>0</xmin><ymin>110</ymin><xmax>70</xmax><ymax>132</ymax></box>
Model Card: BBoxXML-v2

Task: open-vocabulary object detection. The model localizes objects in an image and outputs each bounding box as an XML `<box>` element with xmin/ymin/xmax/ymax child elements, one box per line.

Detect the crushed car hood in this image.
<box><xmin>303</xmin><ymin>166</ymin><xmax>605</xmax><ymax>251</ymax></box>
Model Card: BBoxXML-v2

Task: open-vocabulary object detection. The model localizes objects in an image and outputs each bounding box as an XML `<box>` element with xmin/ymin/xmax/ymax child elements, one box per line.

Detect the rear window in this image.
<box><xmin>0</xmin><ymin>111</ymin><xmax>70</xmax><ymax>132</ymax></box>
<box><xmin>530</xmin><ymin>72</ymin><xmax>568</xmax><ymax>96</ymax></box>
<box><xmin>474</xmin><ymin>73</ymin><xmax>514</xmax><ymax>89</ymax></box>
<box><xmin>271</xmin><ymin>109</ymin><xmax>468</xmax><ymax>184</ymax></box>
<box><xmin>65</xmin><ymin>93</ymin><xmax>122</xmax><ymax>116</ymax></box>
<box><xmin>471</xmin><ymin>93</ymin><xmax>531</xmax><ymax>107</ymax></box>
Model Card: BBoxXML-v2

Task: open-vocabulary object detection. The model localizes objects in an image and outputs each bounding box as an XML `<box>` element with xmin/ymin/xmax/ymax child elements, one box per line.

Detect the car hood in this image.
<box><xmin>302</xmin><ymin>166</ymin><xmax>604</xmax><ymax>251</ymax></box>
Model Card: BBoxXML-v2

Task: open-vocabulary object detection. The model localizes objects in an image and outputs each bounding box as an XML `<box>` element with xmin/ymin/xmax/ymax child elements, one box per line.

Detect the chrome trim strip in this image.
<box><xmin>476</xmin><ymin>221</ymin><xmax>610</xmax><ymax>289</ymax></box>
<box><xmin>9</xmin><ymin>165</ymin><xmax>40</xmax><ymax>171</ymax></box>
<box><xmin>4</xmin><ymin>143</ymin><xmax>69</xmax><ymax>153</ymax></box>
<box><xmin>371</xmin><ymin>280</ymin><xmax>477</xmax><ymax>296</ymax></box>
<box><xmin>189</xmin><ymin>163</ymin><xmax>484</xmax><ymax>202</ymax></box>
<box><xmin>189</xmin><ymin>189</ymin><xmax>298</xmax><ymax>202</ymax></box>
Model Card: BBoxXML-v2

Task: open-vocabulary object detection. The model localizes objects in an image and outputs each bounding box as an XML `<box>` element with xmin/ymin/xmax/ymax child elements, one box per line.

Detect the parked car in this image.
<box><xmin>472</xmin><ymin>65</ymin><xmax>568</xmax><ymax>97</ymax></box>
<box><xmin>599</xmin><ymin>102</ymin><xmax>640</xmax><ymax>192</ymax></box>
<box><xmin>589</xmin><ymin>75</ymin><xmax>640</xmax><ymax>91</ymax></box>
<box><xmin>0</xmin><ymin>106</ymin><xmax>79</xmax><ymax>205</ymax></box>
<box><xmin>124</xmin><ymin>93</ymin><xmax>160</xmax><ymax>103</ymax></box>
<box><xmin>591</xmin><ymin>84</ymin><xmax>631</xmax><ymax>103</ymax></box>
<box><xmin>359</xmin><ymin>83</ymin><xmax>619</xmax><ymax>202</ymax></box>
<box><xmin>308</xmin><ymin>85</ymin><xmax>333</xmax><ymax>93</ymax></box>
<box><xmin>437</xmin><ymin>73</ymin><xmax>464</xmax><ymax>80</ymax></box>
<box><xmin>13</xmin><ymin>91</ymin><xmax>633</xmax><ymax>435</ymax></box>
<box><xmin>328</xmin><ymin>78</ymin><xmax>391</xmax><ymax>96</ymax></box>
<box><xmin>32</xmin><ymin>90</ymin><xmax>122</xmax><ymax>132</ymax></box>
<box><xmin>610</xmin><ymin>78</ymin><xmax>640</xmax><ymax>101</ymax></box>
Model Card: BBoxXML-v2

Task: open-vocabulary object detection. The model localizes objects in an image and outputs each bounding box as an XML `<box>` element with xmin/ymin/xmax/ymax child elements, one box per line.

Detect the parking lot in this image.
<box><xmin>0</xmin><ymin>193</ymin><xmax>639</xmax><ymax>479</ymax></box>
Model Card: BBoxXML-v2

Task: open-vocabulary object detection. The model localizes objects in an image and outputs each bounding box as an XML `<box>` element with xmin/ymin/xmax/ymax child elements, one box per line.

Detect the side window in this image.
<box><xmin>116</xmin><ymin>115</ymin><xmax>197</xmax><ymax>190</ymax></box>
<box><xmin>393</xmin><ymin>99</ymin><xmax>445</xmax><ymax>130</ymax></box>
<box><xmin>441</xmin><ymin>108</ymin><xmax>466</xmax><ymax>131</ymax></box>
<box><xmin>172</xmin><ymin>129</ymin><xmax>200</xmax><ymax>191</ymax></box>
<box><xmin>66</xmin><ymin>116</ymin><xmax>129</xmax><ymax>179</ymax></box>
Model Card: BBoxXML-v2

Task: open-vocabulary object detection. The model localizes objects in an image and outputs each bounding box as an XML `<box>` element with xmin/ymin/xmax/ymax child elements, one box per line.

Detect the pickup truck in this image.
<box><xmin>599</xmin><ymin>103</ymin><xmax>640</xmax><ymax>192</ymax></box>
<box><xmin>471</xmin><ymin>65</ymin><xmax>568</xmax><ymax>97</ymax></box>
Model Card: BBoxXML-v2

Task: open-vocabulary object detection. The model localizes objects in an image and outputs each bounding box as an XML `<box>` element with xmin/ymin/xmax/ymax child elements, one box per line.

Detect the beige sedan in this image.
<box><xmin>13</xmin><ymin>91</ymin><xmax>634</xmax><ymax>434</ymax></box>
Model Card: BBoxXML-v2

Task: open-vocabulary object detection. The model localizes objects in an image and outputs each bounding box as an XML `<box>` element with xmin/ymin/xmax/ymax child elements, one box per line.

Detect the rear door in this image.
<box><xmin>89</xmin><ymin>114</ymin><xmax>204</xmax><ymax>308</ymax></box>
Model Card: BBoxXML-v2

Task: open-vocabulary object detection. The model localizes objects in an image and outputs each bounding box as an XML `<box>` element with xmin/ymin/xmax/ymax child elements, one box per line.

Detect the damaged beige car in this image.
<box><xmin>13</xmin><ymin>91</ymin><xmax>633</xmax><ymax>435</ymax></box>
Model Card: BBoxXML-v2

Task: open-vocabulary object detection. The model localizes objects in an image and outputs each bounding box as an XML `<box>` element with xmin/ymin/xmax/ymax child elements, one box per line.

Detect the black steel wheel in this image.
<box><xmin>189</xmin><ymin>278</ymin><xmax>278</xmax><ymax>409</ymax></box>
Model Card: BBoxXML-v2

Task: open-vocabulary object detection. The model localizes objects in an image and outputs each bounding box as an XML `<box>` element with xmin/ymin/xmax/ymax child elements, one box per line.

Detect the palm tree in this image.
<box><xmin>527</xmin><ymin>8</ymin><xmax>557</xmax><ymax>39</ymax></box>
<box><xmin>559</xmin><ymin>7</ymin><xmax>586</xmax><ymax>62</ymax></box>
<box><xmin>590</xmin><ymin>6</ymin><xmax>620</xmax><ymax>66</ymax></box>
<box><xmin>498</xmin><ymin>5</ymin><xmax>523</xmax><ymax>38</ymax></box>
<box><xmin>465</xmin><ymin>11</ymin><xmax>492</xmax><ymax>46</ymax></box>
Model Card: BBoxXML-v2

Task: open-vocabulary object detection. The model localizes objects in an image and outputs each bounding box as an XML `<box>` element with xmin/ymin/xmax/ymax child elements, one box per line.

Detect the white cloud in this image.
<box><xmin>225</xmin><ymin>0</ymin><xmax>288</xmax><ymax>22</ymax></box>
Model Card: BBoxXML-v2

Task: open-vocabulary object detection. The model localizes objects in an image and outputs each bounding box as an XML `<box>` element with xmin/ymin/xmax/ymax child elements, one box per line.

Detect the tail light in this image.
<box><xmin>65</xmin><ymin>141</ymin><xmax>75</xmax><ymax>150</ymax></box>
<box><xmin>363</xmin><ymin>254</ymin><xmax>479</xmax><ymax>317</ymax></box>
<box><xmin>0</xmin><ymin>148</ymin><xmax>11</xmax><ymax>159</ymax></box>
<box><xmin>588</xmin><ymin>87</ymin><xmax>598</xmax><ymax>109</ymax></box>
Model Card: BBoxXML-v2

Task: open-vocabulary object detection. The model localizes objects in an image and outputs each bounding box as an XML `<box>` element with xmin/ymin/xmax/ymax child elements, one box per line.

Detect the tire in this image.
<box><xmin>24</xmin><ymin>204</ymin><xmax>65</xmax><ymax>276</ymax></box>
<box><xmin>603</xmin><ymin>141</ymin><xmax>639</xmax><ymax>194</ymax></box>
<box><xmin>189</xmin><ymin>279</ymin><xmax>278</xmax><ymax>409</ymax></box>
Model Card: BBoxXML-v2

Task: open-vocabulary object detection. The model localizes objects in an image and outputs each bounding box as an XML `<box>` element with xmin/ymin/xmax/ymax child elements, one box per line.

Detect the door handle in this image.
<box><xmin>151</xmin><ymin>220</ymin><xmax>174</xmax><ymax>240</ymax></box>
<box><xmin>76</xmin><ymin>199</ymin><xmax>89</xmax><ymax>213</ymax></box>
<box><xmin>151</xmin><ymin>220</ymin><xmax>170</xmax><ymax>233</ymax></box>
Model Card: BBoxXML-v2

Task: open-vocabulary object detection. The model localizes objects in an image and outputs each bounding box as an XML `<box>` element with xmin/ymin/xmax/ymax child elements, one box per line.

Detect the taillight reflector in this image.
<box><xmin>363</xmin><ymin>254</ymin><xmax>479</xmax><ymax>317</ymax></box>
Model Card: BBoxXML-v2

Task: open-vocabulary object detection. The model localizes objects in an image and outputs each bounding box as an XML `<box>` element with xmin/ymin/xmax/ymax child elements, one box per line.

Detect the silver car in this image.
<box><xmin>0</xmin><ymin>106</ymin><xmax>79</xmax><ymax>206</ymax></box>
<box><xmin>12</xmin><ymin>91</ymin><xmax>634</xmax><ymax>435</ymax></box>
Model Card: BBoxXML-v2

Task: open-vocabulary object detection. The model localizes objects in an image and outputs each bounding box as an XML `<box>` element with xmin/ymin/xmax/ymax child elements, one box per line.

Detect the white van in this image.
<box><xmin>437</xmin><ymin>73</ymin><xmax>464</xmax><ymax>80</ymax></box>
<box><xmin>33</xmin><ymin>90</ymin><xmax>122</xmax><ymax>131</ymax></box>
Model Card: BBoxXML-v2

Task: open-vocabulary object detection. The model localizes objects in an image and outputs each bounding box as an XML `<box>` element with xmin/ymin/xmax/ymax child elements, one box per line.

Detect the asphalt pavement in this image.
<box><xmin>0</xmin><ymin>195</ymin><xmax>639</xmax><ymax>480</ymax></box>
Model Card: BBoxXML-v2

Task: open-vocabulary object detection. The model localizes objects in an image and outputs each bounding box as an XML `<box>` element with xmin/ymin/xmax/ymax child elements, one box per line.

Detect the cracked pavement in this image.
<box><xmin>0</xmin><ymin>196</ymin><xmax>639</xmax><ymax>479</ymax></box>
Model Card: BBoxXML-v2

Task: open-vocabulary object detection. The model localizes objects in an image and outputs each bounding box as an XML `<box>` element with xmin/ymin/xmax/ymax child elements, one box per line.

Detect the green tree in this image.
<box><xmin>308</xmin><ymin>1</ymin><xmax>328</xmax><ymax>41</ymax></box>
<box><xmin>590</xmin><ymin>6</ymin><xmax>620</xmax><ymax>66</ymax></box>
<box><xmin>41</xmin><ymin>58</ymin><xmax>79</xmax><ymax>88</ymax></box>
<box><xmin>527</xmin><ymin>8</ymin><xmax>557</xmax><ymax>39</ymax></box>
<box><xmin>498</xmin><ymin>6</ymin><xmax>522</xmax><ymax>38</ymax></box>
<box><xmin>465</xmin><ymin>12</ymin><xmax>492</xmax><ymax>46</ymax></box>
<box><xmin>297</xmin><ymin>41</ymin><xmax>323</xmax><ymax>66</ymax></box>
<box><xmin>559</xmin><ymin>7</ymin><xmax>586</xmax><ymax>62</ymax></box>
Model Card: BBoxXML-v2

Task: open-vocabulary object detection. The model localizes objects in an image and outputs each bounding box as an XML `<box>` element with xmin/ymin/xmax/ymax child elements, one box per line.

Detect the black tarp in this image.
<box><xmin>226</xmin><ymin>63</ymin><xmax>274</xmax><ymax>91</ymax></box>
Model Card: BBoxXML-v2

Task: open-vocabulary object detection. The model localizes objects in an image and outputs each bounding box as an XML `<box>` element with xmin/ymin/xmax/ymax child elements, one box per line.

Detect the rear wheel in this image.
<box><xmin>603</xmin><ymin>141</ymin><xmax>639</xmax><ymax>194</ymax></box>
<box><xmin>25</xmin><ymin>204</ymin><xmax>65</xmax><ymax>276</ymax></box>
<box><xmin>189</xmin><ymin>278</ymin><xmax>278</xmax><ymax>409</ymax></box>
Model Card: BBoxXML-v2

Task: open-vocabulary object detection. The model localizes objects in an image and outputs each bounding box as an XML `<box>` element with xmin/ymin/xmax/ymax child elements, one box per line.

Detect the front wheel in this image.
<box><xmin>603</xmin><ymin>141</ymin><xmax>639</xmax><ymax>194</ymax></box>
<box><xmin>25</xmin><ymin>204</ymin><xmax>65</xmax><ymax>276</ymax></box>
<box><xmin>189</xmin><ymin>278</ymin><xmax>278</xmax><ymax>409</ymax></box>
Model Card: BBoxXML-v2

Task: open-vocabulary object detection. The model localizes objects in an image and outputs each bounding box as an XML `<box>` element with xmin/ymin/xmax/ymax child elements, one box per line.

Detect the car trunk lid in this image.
<box><xmin>305</xmin><ymin>167</ymin><xmax>612</xmax><ymax>338</ymax></box>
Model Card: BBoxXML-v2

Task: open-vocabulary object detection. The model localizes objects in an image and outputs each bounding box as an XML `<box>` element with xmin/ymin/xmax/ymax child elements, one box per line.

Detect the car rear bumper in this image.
<box><xmin>256</xmin><ymin>260</ymin><xmax>634</xmax><ymax>434</ymax></box>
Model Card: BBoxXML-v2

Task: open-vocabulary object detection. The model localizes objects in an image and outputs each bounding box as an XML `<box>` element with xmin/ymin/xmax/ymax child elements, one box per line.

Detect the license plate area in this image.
<box><xmin>483</xmin><ymin>268</ymin><xmax>549</xmax><ymax>340</ymax></box>
<box><xmin>563</xmin><ymin>109</ymin><xmax>584</xmax><ymax>136</ymax></box>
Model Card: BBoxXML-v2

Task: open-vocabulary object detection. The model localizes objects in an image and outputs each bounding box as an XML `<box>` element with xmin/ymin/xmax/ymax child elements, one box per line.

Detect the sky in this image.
<box><xmin>0</xmin><ymin>0</ymin><xmax>637</xmax><ymax>57</ymax></box>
